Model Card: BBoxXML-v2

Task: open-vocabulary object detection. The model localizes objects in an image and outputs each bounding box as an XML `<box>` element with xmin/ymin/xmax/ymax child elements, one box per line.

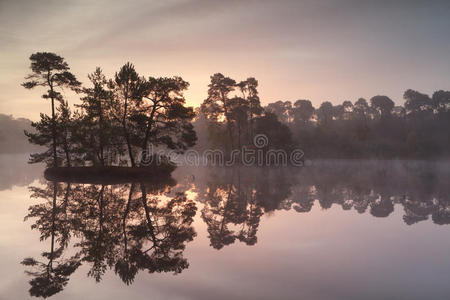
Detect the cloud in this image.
<box><xmin>1</xmin><ymin>0</ymin><xmax>450</xmax><ymax>120</ymax></box>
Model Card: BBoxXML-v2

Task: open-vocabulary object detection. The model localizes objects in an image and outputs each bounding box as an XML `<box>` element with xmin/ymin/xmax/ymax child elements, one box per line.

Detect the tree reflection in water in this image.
<box><xmin>191</xmin><ymin>161</ymin><xmax>450</xmax><ymax>249</ymax></box>
<box><xmin>22</xmin><ymin>161</ymin><xmax>450</xmax><ymax>297</ymax></box>
<box><xmin>22</xmin><ymin>177</ymin><xmax>197</xmax><ymax>298</ymax></box>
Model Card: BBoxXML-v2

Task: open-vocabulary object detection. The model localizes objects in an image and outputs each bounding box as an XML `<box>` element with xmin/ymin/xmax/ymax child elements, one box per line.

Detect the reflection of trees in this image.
<box><xmin>116</xmin><ymin>183</ymin><xmax>197</xmax><ymax>283</ymax></box>
<box><xmin>22</xmin><ymin>178</ymin><xmax>197</xmax><ymax>297</ymax></box>
<box><xmin>21</xmin><ymin>163</ymin><xmax>450</xmax><ymax>296</ymax></box>
<box><xmin>194</xmin><ymin>162</ymin><xmax>450</xmax><ymax>249</ymax></box>
<box><xmin>288</xmin><ymin>162</ymin><xmax>450</xmax><ymax>224</ymax></box>
<box><xmin>300</xmin><ymin>162</ymin><xmax>450</xmax><ymax>225</ymax></box>
<box><xmin>197</xmin><ymin>168</ymin><xmax>293</xmax><ymax>249</ymax></box>
<box><xmin>72</xmin><ymin>184</ymin><xmax>126</xmax><ymax>282</ymax></box>
<box><xmin>21</xmin><ymin>182</ymin><xmax>81</xmax><ymax>298</ymax></box>
<box><xmin>201</xmin><ymin>178</ymin><xmax>263</xmax><ymax>249</ymax></box>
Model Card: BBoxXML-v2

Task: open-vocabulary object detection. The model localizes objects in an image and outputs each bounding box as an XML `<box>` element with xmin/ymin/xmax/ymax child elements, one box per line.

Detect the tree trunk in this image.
<box><xmin>140</xmin><ymin>104</ymin><xmax>157</xmax><ymax>165</ymax></box>
<box><xmin>63</xmin><ymin>133</ymin><xmax>71</xmax><ymax>167</ymax></box>
<box><xmin>221</xmin><ymin>91</ymin><xmax>234</xmax><ymax>150</ymax></box>
<box><xmin>49</xmin><ymin>182</ymin><xmax>57</xmax><ymax>272</ymax></box>
<box><xmin>123</xmin><ymin>127</ymin><xmax>135</xmax><ymax>167</ymax></box>
<box><xmin>122</xmin><ymin>93</ymin><xmax>136</xmax><ymax>167</ymax></box>
<box><xmin>64</xmin><ymin>146</ymin><xmax>71</xmax><ymax>167</ymax></box>
<box><xmin>122</xmin><ymin>183</ymin><xmax>134</xmax><ymax>252</ymax></box>
<box><xmin>99</xmin><ymin>101</ymin><xmax>105</xmax><ymax>166</ymax></box>
<box><xmin>50</xmin><ymin>91</ymin><xmax>58</xmax><ymax>167</ymax></box>
<box><xmin>141</xmin><ymin>184</ymin><xmax>157</xmax><ymax>242</ymax></box>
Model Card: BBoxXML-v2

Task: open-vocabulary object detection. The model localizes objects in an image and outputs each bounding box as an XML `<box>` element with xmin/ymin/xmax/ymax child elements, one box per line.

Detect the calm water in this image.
<box><xmin>1</xmin><ymin>155</ymin><xmax>450</xmax><ymax>300</ymax></box>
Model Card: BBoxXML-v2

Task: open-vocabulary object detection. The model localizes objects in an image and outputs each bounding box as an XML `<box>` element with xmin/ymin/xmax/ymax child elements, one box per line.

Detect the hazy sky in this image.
<box><xmin>1</xmin><ymin>0</ymin><xmax>449</xmax><ymax>120</ymax></box>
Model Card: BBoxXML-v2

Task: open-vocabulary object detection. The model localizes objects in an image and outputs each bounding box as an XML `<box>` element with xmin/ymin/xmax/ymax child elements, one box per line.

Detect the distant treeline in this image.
<box><xmin>264</xmin><ymin>92</ymin><xmax>450</xmax><ymax>159</ymax></box>
<box><xmin>0</xmin><ymin>114</ymin><xmax>40</xmax><ymax>153</ymax></box>
<box><xmin>194</xmin><ymin>73</ymin><xmax>450</xmax><ymax>159</ymax></box>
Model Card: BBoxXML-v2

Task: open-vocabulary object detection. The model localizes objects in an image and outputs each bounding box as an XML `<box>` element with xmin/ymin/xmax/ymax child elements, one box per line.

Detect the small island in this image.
<box><xmin>22</xmin><ymin>52</ymin><xmax>197</xmax><ymax>177</ymax></box>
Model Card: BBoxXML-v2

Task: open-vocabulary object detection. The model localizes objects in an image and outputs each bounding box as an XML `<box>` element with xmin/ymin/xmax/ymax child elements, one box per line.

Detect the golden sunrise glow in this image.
<box><xmin>2</xmin><ymin>1</ymin><xmax>450</xmax><ymax>120</ymax></box>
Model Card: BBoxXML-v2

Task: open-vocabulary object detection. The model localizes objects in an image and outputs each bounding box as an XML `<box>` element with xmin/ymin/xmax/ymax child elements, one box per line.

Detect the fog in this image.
<box><xmin>0</xmin><ymin>114</ymin><xmax>41</xmax><ymax>154</ymax></box>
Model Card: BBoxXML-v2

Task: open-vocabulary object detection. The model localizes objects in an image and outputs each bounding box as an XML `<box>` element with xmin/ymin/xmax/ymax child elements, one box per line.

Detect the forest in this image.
<box><xmin>22</xmin><ymin>52</ymin><xmax>450</xmax><ymax>168</ymax></box>
<box><xmin>195</xmin><ymin>75</ymin><xmax>450</xmax><ymax>159</ymax></box>
<box><xmin>262</xmin><ymin>91</ymin><xmax>450</xmax><ymax>159</ymax></box>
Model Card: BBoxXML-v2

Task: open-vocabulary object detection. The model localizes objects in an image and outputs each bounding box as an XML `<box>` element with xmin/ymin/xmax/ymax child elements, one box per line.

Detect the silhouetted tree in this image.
<box><xmin>265</xmin><ymin>100</ymin><xmax>292</xmax><ymax>124</ymax></box>
<box><xmin>353</xmin><ymin>98</ymin><xmax>370</xmax><ymax>120</ymax></box>
<box><xmin>316</xmin><ymin>101</ymin><xmax>334</xmax><ymax>125</ymax></box>
<box><xmin>22</xmin><ymin>52</ymin><xmax>81</xmax><ymax>167</ymax></box>
<box><xmin>77</xmin><ymin>68</ymin><xmax>119</xmax><ymax>166</ymax></box>
<box><xmin>370</xmin><ymin>95</ymin><xmax>395</xmax><ymax>119</ymax></box>
<box><xmin>404</xmin><ymin>89</ymin><xmax>433</xmax><ymax>116</ymax></box>
<box><xmin>22</xmin><ymin>182</ymin><xmax>81</xmax><ymax>298</ymax></box>
<box><xmin>110</xmin><ymin>63</ymin><xmax>145</xmax><ymax>167</ymax></box>
<box><xmin>137</xmin><ymin>76</ymin><xmax>196</xmax><ymax>164</ymax></box>
<box><xmin>292</xmin><ymin>99</ymin><xmax>314</xmax><ymax>125</ymax></box>
<box><xmin>432</xmin><ymin>90</ymin><xmax>450</xmax><ymax>114</ymax></box>
<box><xmin>201</xmin><ymin>73</ymin><xmax>237</xmax><ymax>150</ymax></box>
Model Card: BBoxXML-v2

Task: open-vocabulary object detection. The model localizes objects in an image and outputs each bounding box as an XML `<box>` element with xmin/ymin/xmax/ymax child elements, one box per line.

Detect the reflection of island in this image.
<box><xmin>22</xmin><ymin>177</ymin><xmax>197</xmax><ymax>298</ymax></box>
<box><xmin>191</xmin><ymin>161</ymin><xmax>450</xmax><ymax>249</ymax></box>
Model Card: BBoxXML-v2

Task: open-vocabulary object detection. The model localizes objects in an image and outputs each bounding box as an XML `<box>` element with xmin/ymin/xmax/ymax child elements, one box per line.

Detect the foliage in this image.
<box><xmin>22</xmin><ymin>179</ymin><xmax>197</xmax><ymax>296</ymax></box>
<box><xmin>260</xmin><ymin>90</ymin><xmax>450</xmax><ymax>159</ymax></box>
<box><xmin>23</xmin><ymin>53</ymin><xmax>197</xmax><ymax>167</ymax></box>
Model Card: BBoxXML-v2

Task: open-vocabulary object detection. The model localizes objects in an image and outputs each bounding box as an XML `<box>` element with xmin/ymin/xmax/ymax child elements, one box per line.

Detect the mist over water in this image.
<box><xmin>0</xmin><ymin>154</ymin><xmax>44</xmax><ymax>191</ymax></box>
<box><xmin>2</xmin><ymin>154</ymin><xmax>450</xmax><ymax>299</ymax></box>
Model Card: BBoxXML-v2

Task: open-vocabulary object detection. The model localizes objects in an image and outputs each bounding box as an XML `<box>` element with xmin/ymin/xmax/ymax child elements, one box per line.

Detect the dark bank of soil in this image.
<box><xmin>44</xmin><ymin>164</ymin><xmax>176</xmax><ymax>184</ymax></box>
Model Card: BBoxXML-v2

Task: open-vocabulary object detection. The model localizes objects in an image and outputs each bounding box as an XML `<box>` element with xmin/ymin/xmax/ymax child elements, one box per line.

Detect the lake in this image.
<box><xmin>1</xmin><ymin>154</ymin><xmax>450</xmax><ymax>300</ymax></box>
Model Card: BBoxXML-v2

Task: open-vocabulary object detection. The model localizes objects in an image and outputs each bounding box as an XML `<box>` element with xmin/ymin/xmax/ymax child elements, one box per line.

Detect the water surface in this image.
<box><xmin>1</xmin><ymin>155</ymin><xmax>450</xmax><ymax>300</ymax></box>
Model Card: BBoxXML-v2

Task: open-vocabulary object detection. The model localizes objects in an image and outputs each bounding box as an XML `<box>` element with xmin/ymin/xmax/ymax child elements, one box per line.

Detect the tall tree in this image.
<box><xmin>237</xmin><ymin>77</ymin><xmax>263</xmax><ymax>138</ymax></box>
<box><xmin>111</xmin><ymin>63</ymin><xmax>144</xmax><ymax>167</ymax></box>
<box><xmin>341</xmin><ymin>100</ymin><xmax>354</xmax><ymax>120</ymax></box>
<box><xmin>22</xmin><ymin>52</ymin><xmax>81</xmax><ymax>167</ymax></box>
<box><xmin>78</xmin><ymin>68</ymin><xmax>118</xmax><ymax>166</ymax></box>
<box><xmin>353</xmin><ymin>98</ymin><xmax>370</xmax><ymax>120</ymax></box>
<box><xmin>137</xmin><ymin>76</ymin><xmax>196</xmax><ymax>164</ymax></box>
<box><xmin>403</xmin><ymin>89</ymin><xmax>433</xmax><ymax>116</ymax></box>
<box><xmin>265</xmin><ymin>101</ymin><xmax>292</xmax><ymax>123</ymax></box>
<box><xmin>432</xmin><ymin>90</ymin><xmax>450</xmax><ymax>114</ymax></box>
<box><xmin>228</xmin><ymin>96</ymin><xmax>250</xmax><ymax>149</ymax></box>
<box><xmin>56</xmin><ymin>100</ymin><xmax>75</xmax><ymax>167</ymax></box>
<box><xmin>292</xmin><ymin>99</ymin><xmax>314</xmax><ymax>125</ymax></box>
<box><xmin>21</xmin><ymin>182</ymin><xmax>80</xmax><ymax>298</ymax></box>
<box><xmin>370</xmin><ymin>95</ymin><xmax>395</xmax><ymax>119</ymax></box>
<box><xmin>201</xmin><ymin>74</ymin><xmax>264</xmax><ymax>151</ymax></box>
<box><xmin>201</xmin><ymin>73</ymin><xmax>236</xmax><ymax>149</ymax></box>
<box><xmin>316</xmin><ymin>101</ymin><xmax>334</xmax><ymax>125</ymax></box>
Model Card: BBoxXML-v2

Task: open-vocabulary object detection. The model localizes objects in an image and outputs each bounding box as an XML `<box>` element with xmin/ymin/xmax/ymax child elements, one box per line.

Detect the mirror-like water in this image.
<box><xmin>1</xmin><ymin>155</ymin><xmax>450</xmax><ymax>300</ymax></box>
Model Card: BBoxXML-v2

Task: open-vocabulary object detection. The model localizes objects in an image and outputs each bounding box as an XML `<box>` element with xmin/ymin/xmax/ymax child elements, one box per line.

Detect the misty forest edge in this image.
<box><xmin>21</xmin><ymin>52</ymin><xmax>450</xmax><ymax>171</ymax></box>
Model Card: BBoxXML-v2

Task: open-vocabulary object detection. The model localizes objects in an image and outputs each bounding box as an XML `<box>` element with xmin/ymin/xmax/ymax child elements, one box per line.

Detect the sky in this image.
<box><xmin>1</xmin><ymin>0</ymin><xmax>450</xmax><ymax>121</ymax></box>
